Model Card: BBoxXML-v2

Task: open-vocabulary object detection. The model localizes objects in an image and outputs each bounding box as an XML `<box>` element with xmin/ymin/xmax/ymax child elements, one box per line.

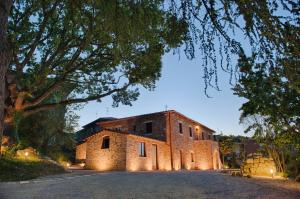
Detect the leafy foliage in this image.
<box><xmin>166</xmin><ymin>0</ymin><xmax>300</xmax><ymax>95</ymax></box>
<box><xmin>5</xmin><ymin>0</ymin><xmax>188</xmax><ymax>123</ymax></box>
<box><xmin>240</xmin><ymin>115</ymin><xmax>300</xmax><ymax>177</ymax></box>
<box><xmin>6</xmin><ymin>0</ymin><xmax>299</xmax><ymax>121</ymax></box>
<box><xmin>4</xmin><ymin>86</ymin><xmax>78</xmax><ymax>161</ymax></box>
<box><xmin>235</xmin><ymin>63</ymin><xmax>299</xmax><ymax>136</ymax></box>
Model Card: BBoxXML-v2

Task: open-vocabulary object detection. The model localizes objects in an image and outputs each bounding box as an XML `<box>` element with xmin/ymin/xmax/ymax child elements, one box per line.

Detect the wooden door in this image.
<box><xmin>180</xmin><ymin>150</ymin><xmax>184</xmax><ymax>169</ymax></box>
<box><xmin>151</xmin><ymin>144</ymin><xmax>158</xmax><ymax>170</ymax></box>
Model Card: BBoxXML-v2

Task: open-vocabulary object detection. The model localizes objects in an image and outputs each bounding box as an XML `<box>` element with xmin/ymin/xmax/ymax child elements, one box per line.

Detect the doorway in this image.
<box><xmin>179</xmin><ymin>150</ymin><xmax>184</xmax><ymax>169</ymax></box>
<box><xmin>151</xmin><ymin>144</ymin><xmax>158</xmax><ymax>170</ymax></box>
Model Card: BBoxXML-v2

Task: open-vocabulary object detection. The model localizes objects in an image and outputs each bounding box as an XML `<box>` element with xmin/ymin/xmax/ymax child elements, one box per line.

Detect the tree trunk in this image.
<box><xmin>0</xmin><ymin>0</ymin><xmax>12</xmax><ymax>157</ymax></box>
<box><xmin>222</xmin><ymin>154</ymin><xmax>225</xmax><ymax>167</ymax></box>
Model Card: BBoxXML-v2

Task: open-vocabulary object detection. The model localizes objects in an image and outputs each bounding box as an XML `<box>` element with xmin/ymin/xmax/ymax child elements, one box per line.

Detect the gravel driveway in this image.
<box><xmin>0</xmin><ymin>170</ymin><xmax>299</xmax><ymax>199</ymax></box>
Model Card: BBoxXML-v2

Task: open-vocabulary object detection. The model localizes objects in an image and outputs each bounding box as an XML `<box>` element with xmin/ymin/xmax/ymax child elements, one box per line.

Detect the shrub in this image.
<box><xmin>0</xmin><ymin>157</ymin><xmax>65</xmax><ymax>181</ymax></box>
<box><xmin>46</xmin><ymin>149</ymin><xmax>73</xmax><ymax>167</ymax></box>
<box><xmin>276</xmin><ymin>172</ymin><xmax>288</xmax><ymax>178</ymax></box>
<box><xmin>295</xmin><ymin>175</ymin><xmax>300</xmax><ymax>182</ymax></box>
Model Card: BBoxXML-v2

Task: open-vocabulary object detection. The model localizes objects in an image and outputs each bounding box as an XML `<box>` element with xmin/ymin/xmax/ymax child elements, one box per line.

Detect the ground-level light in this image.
<box><xmin>270</xmin><ymin>169</ymin><xmax>274</xmax><ymax>178</ymax></box>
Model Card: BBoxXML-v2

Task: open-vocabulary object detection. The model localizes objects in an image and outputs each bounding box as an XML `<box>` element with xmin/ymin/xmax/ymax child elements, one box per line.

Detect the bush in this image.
<box><xmin>47</xmin><ymin>150</ymin><xmax>71</xmax><ymax>165</ymax></box>
<box><xmin>276</xmin><ymin>172</ymin><xmax>288</xmax><ymax>178</ymax></box>
<box><xmin>295</xmin><ymin>175</ymin><xmax>300</xmax><ymax>182</ymax></box>
<box><xmin>0</xmin><ymin>157</ymin><xmax>65</xmax><ymax>181</ymax></box>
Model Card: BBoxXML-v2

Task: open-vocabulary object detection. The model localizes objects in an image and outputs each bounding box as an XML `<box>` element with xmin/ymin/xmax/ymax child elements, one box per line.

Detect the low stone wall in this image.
<box><xmin>241</xmin><ymin>156</ymin><xmax>276</xmax><ymax>177</ymax></box>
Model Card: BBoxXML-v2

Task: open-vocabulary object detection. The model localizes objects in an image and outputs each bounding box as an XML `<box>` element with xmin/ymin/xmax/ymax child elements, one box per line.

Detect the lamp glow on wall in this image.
<box><xmin>270</xmin><ymin>168</ymin><xmax>274</xmax><ymax>178</ymax></box>
<box><xmin>24</xmin><ymin>152</ymin><xmax>29</xmax><ymax>160</ymax></box>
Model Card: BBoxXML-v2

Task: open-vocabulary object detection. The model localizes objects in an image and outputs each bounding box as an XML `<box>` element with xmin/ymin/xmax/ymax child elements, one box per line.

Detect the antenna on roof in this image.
<box><xmin>165</xmin><ymin>104</ymin><xmax>168</xmax><ymax>111</ymax></box>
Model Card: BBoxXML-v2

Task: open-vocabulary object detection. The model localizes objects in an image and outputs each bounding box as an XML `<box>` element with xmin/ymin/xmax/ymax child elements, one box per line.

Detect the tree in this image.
<box><xmin>240</xmin><ymin>115</ymin><xmax>299</xmax><ymax>175</ymax></box>
<box><xmin>1</xmin><ymin>0</ymin><xmax>299</xmax><ymax>155</ymax></box>
<box><xmin>235</xmin><ymin>63</ymin><xmax>300</xmax><ymax>137</ymax></box>
<box><xmin>218</xmin><ymin>135</ymin><xmax>234</xmax><ymax>166</ymax></box>
<box><xmin>0</xmin><ymin>0</ymin><xmax>13</xmax><ymax>155</ymax></box>
<box><xmin>0</xmin><ymin>0</ymin><xmax>188</xmax><ymax>153</ymax></box>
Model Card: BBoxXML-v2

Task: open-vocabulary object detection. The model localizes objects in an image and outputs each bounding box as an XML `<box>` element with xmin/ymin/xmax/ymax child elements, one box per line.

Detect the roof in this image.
<box><xmin>76</xmin><ymin>110</ymin><xmax>215</xmax><ymax>143</ymax></box>
<box><xmin>82</xmin><ymin>117</ymin><xmax>117</xmax><ymax>128</ymax></box>
<box><xmin>97</xmin><ymin>110</ymin><xmax>215</xmax><ymax>133</ymax></box>
<box><xmin>170</xmin><ymin>110</ymin><xmax>215</xmax><ymax>132</ymax></box>
<box><xmin>84</xmin><ymin>129</ymin><xmax>168</xmax><ymax>144</ymax></box>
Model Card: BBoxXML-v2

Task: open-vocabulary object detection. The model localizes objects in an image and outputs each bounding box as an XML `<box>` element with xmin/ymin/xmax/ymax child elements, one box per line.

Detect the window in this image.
<box><xmin>189</xmin><ymin>127</ymin><xmax>193</xmax><ymax>137</ymax></box>
<box><xmin>202</xmin><ymin>132</ymin><xmax>205</xmax><ymax>140</ymax></box>
<box><xmin>195</xmin><ymin>127</ymin><xmax>199</xmax><ymax>140</ymax></box>
<box><xmin>179</xmin><ymin>122</ymin><xmax>183</xmax><ymax>134</ymax></box>
<box><xmin>133</xmin><ymin>125</ymin><xmax>136</xmax><ymax>132</ymax></box>
<box><xmin>115</xmin><ymin>126</ymin><xmax>122</xmax><ymax>132</ymax></box>
<box><xmin>191</xmin><ymin>153</ymin><xmax>194</xmax><ymax>162</ymax></box>
<box><xmin>208</xmin><ymin>134</ymin><xmax>211</xmax><ymax>140</ymax></box>
<box><xmin>101</xmin><ymin>136</ymin><xmax>110</xmax><ymax>149</ymax></box>
<box><xmin>139</xmin><ymin>142</ymin><xmax>146</xmax><ymax>157</ymax></box>
<box><xmin>145</xmin><ymin>122</ymin><xmax>152</xmax><ymax>134</ymax></box>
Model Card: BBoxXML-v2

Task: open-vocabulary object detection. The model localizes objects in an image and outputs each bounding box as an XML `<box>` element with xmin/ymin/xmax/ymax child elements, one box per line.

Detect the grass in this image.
<box><xmin>0</xmin><ymin>157</ymin><xmax>66</xmax><ymax>182</ymax></box>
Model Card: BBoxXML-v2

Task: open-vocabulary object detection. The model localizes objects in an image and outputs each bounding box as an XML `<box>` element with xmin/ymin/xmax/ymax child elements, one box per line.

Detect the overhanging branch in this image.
<box><xmin>22</xmin><ymin>83</ymin><xmax>131</xmax><ymax>117</ymax></box>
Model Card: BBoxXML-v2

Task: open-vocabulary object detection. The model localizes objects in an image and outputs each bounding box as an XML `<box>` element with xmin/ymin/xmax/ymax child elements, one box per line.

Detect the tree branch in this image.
<box><xmin>200</xmin><ymin>0</ymin><xmax>244</xmax><ymax>55</ymax></box>
<box><xmin>23</xmin><ymin>84</ymin><xmax>131</xmax><ymax>117</ymax></box>
<box><xmin>18</xmin><ymin>0</ymin><xmax>60</xmax><ymax>73</ymax></box>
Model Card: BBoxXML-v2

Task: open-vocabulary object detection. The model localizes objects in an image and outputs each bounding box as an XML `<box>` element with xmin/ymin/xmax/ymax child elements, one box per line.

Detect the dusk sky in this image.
<box><xmin>76</xmin><ymin>50</ymin><xmax>247</xmax><ymax>136</ymax></box>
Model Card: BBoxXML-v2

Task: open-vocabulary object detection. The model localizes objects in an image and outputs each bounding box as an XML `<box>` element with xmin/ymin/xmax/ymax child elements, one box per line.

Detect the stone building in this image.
<box><xmin>76</xmin><ymin>110</ymin><xmax>222</xmax><ymax>171</ymax></box>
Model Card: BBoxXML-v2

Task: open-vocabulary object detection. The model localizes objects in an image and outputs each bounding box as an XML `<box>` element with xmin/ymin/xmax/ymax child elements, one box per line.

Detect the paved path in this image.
<box><xmin>0</xmin><ymin>170</ymin><xmax>300</xmax><ymax>199</ymax></box>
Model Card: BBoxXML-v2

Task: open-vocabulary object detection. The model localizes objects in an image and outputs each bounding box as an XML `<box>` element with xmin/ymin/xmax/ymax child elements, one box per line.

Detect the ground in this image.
<box><xmin>0</xmin><ymin>170</ymin><xmax>300</xmax><ymax>199</ymax></box>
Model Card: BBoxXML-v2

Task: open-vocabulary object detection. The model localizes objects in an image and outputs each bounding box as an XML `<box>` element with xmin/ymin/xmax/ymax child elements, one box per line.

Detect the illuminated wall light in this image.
<box><xmin>80</xmin><ymin>163</ymin><xmax>85</xmax><ymax>167</ymax></box>
<box><xmin>270</xmin><ymin>168</ymin><xmax>274</xmax><ymax>178</ymax></box>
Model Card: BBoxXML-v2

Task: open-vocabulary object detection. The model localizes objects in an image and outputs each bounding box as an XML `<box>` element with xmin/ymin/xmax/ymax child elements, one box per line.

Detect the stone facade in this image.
<box><xmin>100</xmin><ymin>112</ymin><xmax>167</xmax><ymax>141</ymax></box>
<box><xmin>85</xmin><ymin>131</ymin><xmax>127</xmax><ymax>171</ymax></box>
<box><xmin>126</xmin><ymin>135</ymin><xmax>171</xmax><ymax>171</ymax></box>
<box><xmin>75</xmin><ymin>142</ymin><xmax>87</xmax><ymax>161</ymax></box>
<box><xmin>75</xmin><ymin>110</ymin><xmax>222</xmax><ymax>171</ymax></box>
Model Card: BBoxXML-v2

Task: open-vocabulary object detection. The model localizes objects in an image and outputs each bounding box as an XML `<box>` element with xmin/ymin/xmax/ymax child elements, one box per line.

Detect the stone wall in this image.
<box><xmin>78</xmin><ymin>110</ymin><xmax>221</xmax><ymax>172</ymax></box>
<box><xmin>169</xmin><ymin>112</ymin><xmax>195</xmax><ymax>170</ymax></box>
<box><xmin>241</xmin><ymin>156</ymin><xmax>276</xmax><ymax>177</ymax></box>
<box><xmin>99</xmin><ymin>112</ymin><xmax>167</xmax><ymax>141</ymax></box>
<box><xmin>75</xmin><ymin>142</ymin><xmax>87</xmax><ymax>161</ymax></box>
<box><xmin>126</xmin><ymin>135</ymin><xmax>171</xmax><ymax>171</ymax></box>
<box><xmin>85</xmin><ymin>130</ymin><xmax>127</xmax><ymax>171</ymax></box>
<box><xmin>168</xmin><ymin>112</ymin><xmax>219</xmax><ymax>170</ymax></box>
<box><xmin>193</xmin><ymin>140</ymin><xmax>221</xmax><ymax>170</ymax></box>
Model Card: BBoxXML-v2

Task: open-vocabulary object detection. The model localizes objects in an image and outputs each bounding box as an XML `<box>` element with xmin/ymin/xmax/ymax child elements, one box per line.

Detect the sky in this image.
<box><xmin>75</xmin><ymin>51</ymin><xmax>247</xmax><ymax>136</ymax></box>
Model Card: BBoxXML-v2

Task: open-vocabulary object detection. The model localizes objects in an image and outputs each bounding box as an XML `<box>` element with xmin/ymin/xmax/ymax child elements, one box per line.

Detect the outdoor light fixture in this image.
<box><xmin>25</xmin><ymin>152</ymin><xmax>29</xmax><ymax>156</ymax></box>
<box><xmin>270</xmin><ymin>169</ymin><xmax>274</xmax><ymax>178</ymax></box>
<box><xmin>67</xmin><ymin>163</ymin><xmax>71</xmax><ymax>167</ymax></box>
